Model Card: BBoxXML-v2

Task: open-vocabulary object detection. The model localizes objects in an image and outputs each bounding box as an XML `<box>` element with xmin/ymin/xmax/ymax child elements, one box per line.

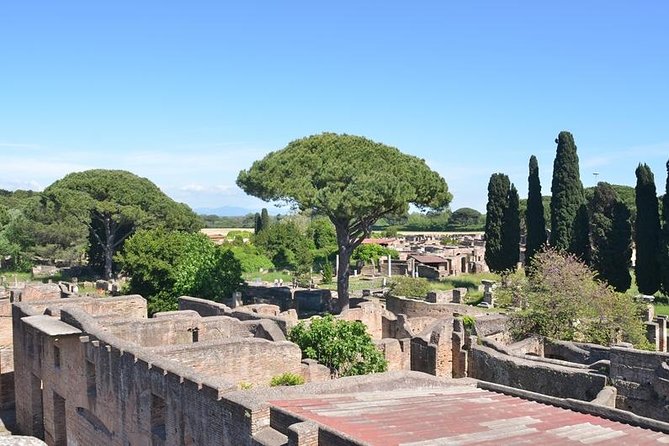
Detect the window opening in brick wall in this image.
<box><xmin>30</xmin><ymin>373</ymin><xmax>44</xmax><ymax>438</ymax></box>
<box><xmin>85</xmin><ymin>359</ymin><xmax>96</xmax><ymax>397</ymax></box>
<box><xmin>53</xmin><ymin>391</ymin><xmax>67</xmax><ymax>446</ymax></box>
<box><xmin>151</xmin><ymin>393</ymin><xmax>167</xmax><ymax>445</ymax></box>
<box><xmin>53</xmin><ymin>346</ymin><xmax>60</xmax><ymax>368</ymax></box>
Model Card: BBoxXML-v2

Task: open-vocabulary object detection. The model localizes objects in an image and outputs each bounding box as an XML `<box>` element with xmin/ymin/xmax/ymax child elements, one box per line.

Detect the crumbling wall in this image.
<box><xmin>179</xmin><ymin>295</ymin><xmax>230</xmax><ymax>316</ymax></box>
<box><xmin>386</xmin><ymin>295</ymin><xmax>486</xmax><ymax>319</ymax></box>
<box><xmin>338</xmin><ymin>302</ymin><xmax>388</xmax><ymax>340</ymax></box>
<box><xmin>102</xmin><ymin>312</ymin><xmax>272</xmax><ymax>347</ymax></box>
<box><xmin>180</xmin><ymin>295</ymin><xmax>296</xmax><ymax>335</ymax></box>
<box><xmin>410</xmin><ymin>320</ymin><xmax>454</xmax><ymax>377</ymax></box>
<box><xmin>543</xmin><ymin>339</ymin><xmax>611</xmax><ymax>364</ymax></box>
<box><xmin>375</xmin><ymin>338</ymin><xmax>410</xmax><ymax>371</ymax></box>
<box><xmin>153</xmin><ymin>338</ymin><xmax>303</xmax><ymax>386</ymax></box>
<box><xmin>610</xmin><ymin>347</ymin><xmax>669</xmax><ymax>421</ymax></box>
<box><xmin>12</xmin><ymin>295</ymin><xmax>324</xmax><ymax>446</ymax></box>
<box><xmin>469</xmin><ymin>343</ymin><xmax>607</xmax><ymax>401</ymax></box>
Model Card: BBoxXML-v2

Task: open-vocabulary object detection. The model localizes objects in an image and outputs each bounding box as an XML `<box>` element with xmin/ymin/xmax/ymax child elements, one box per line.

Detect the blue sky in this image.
<box><xmin>1</xmin><ymin>1</ymin><xmax>668</xmax><ymax>214</ymax></box>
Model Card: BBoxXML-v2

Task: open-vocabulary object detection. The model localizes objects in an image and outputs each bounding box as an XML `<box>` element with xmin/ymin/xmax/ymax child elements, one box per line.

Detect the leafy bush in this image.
<box><xmin>227</xmin><ymin>245</ymin><xmax>274</xmax><ymax>273</ymax></box>
<box><xmin>118</xmin><ymin>230</ymin><xmax>243</xmax><ymax>315</ymax></box>
<box><xmin>389</xmin><ymin>276</ymin><xmax>430</xmax><ymax>298</ymax></box>
<box><xmin>506</xmin><ymin>249</ymin><xmax>650</xmax><ymax>348</ymax></box>
<box><xmin>269</xmin><ymin>373</ymin><xmax>305</xmax><ymax>387</ymax></box>
<box><xmin>289</xmin><ymin>315</ymin><xmax>387</xmax><ymax>377</ymax></box>
<box><xmin>352</xmin><ymin>243</ymin><xmax>399</xmax><ymax>265</ymax></box>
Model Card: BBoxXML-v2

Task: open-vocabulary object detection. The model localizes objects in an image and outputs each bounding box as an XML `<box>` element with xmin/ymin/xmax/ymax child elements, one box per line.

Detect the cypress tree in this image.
<box><xmin>570</xmin><ymin>204</ymin><xmax>591</xmax><ymax>264</ymax></box>
<box><xmin>485</xmin><ymin>173</ymin><xmax>510</xmax><ymax>272</ymax></box>
<box><xmin>607</xmin><ymin>201</ymin><xmax>633</xmax><ymax>292</ymax></box>
<box><xmin>260</xmin><ymin>208</ymin><xmax>270</xmax><ymax>232</ymax></box>
<box><xmin>254</xmin><ymin>212</ymin><xmax>262</xmax><ymax>234</ymax></box>
<box><xmin>550</xmin><ymin>131</ymin><xmax>585</xmax><ymax>252</ymax></box>
<box><xmin>502</xmin><ymin>183</ymin><xmax>520</xmax><ymax>270</ymax></box>
<box><xmin>525</xmin><ymin>155</ymin><xmax>547</xmax><ymax>266</ymax></box>
<box><xmin>589</xmin><ymin>182</ymin><xmax>631</xmax><ymax>291</ymax></box>
<box><xmin>634</xmin><ymin>163</ymin><xmax>661</xmax><ymax>295</ymax></box>
<box><xmin>660</xmin><ymin>160</ymin><xmax>669</xmax><ymax>295</ymax></box>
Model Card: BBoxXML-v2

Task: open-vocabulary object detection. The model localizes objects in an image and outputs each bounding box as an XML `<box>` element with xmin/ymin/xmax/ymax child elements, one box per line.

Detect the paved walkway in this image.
<box><xmin>271</xmin><ymin>386</ymin><xmax>669</xmax><ymax>445</ymax></box>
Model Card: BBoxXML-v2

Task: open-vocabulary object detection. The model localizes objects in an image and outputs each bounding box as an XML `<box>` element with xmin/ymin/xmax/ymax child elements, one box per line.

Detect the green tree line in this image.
<box><xmin>485</xmin><ymin>130</ymin><xmax>669</xmax><ymax>297</ymax></box>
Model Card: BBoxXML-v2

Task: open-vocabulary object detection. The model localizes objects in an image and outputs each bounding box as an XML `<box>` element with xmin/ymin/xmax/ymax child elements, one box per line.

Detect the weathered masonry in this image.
<box><xmin>13</xmin><ymin>294</ymin><xmax>329</xmax><ymax>445</ymax></box>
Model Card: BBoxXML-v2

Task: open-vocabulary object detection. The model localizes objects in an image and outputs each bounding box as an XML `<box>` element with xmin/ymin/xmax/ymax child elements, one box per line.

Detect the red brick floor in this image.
<box><xmin>270</xmin><ymin>385</ymin><xmax>669</xmax><ymax>445</ymax></box>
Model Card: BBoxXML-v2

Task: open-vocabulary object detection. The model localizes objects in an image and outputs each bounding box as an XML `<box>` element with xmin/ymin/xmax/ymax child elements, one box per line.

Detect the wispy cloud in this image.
<box><xmin>0</xmin><ymin>142</ymin><xmax>274</xmax><ymax>209</ymax></box>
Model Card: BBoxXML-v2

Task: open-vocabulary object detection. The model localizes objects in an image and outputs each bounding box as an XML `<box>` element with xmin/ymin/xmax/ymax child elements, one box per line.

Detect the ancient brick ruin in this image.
<box><xmin>2</xmin><ymin>283</ymin><xmax>669</xmax><ymax>444</ymax></box>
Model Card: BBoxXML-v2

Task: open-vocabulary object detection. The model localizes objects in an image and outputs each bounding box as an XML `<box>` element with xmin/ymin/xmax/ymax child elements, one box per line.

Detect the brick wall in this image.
<box><xmin>11</xmin><ymin>296</ymin><xmax>312</xmax><ymax>445</ymax></box>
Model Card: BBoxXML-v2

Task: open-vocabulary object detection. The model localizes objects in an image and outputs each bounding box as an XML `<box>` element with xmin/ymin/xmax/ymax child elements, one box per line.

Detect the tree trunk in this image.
<box><xmin>335</xmin><ymin>223</ymin><xmax>352</xmax><ymax>312</ymax></box>
<box><xmin>103</xmin><ymin>214</ymin><xmax>114</xmax><ymax>280</ymax></box>
<box><xmin>337</xmin><ymin>245</ymin><xmax>351</xmax><ymax>312</ymax></box>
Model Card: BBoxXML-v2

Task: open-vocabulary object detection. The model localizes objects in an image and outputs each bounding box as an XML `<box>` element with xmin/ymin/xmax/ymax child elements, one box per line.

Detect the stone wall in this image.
<box><xmin>178</xmin><ymin>295</ymin><xmax>229</xmax><ymax>316</ymax></box>
<box><xmin>469</xmin><ymin>343</ymin><xmax>607</xmax><ymax>401</ymax></box>
<box><xmin>385</xmin><ymin>295</ymin><xmax>487</xmax><ymax>319</ymax></box>
<box><xmin>543</xmin><ymin>339</ymin><xmax>611</xmax><ymax>364</ymax></box>
<box><xmin>180</xmin><ymin>295</ymin><xmax>296</xmax><ymax>335</ymax></box>
<box><xmin>610</xmin><ymin>347</ymin><xmax>669</xmax><ymax>421</ymax></box>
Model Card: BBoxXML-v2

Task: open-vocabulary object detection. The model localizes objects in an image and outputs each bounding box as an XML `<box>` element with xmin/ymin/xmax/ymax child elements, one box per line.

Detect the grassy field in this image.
<box><xmin>1</xmin><ymin>271</ymin><xmax>33</xmax><ymax>284</ymax></box>
<box><xmin>655</xmin><ymin>303</ymin><xmax>669</xmax><ymax>316</ymax></box>
<box><xmin>301</xmin><ymin>271</ymin><xmax>498</xmax><ymax>306</ymax></box>
<box><xmin>243</xmin><ymin>270</ymin><xmax>294</xmax><ymax>284</ymax></box>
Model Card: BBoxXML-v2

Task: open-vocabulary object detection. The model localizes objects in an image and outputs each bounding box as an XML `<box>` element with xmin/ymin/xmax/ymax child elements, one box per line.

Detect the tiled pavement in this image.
<box><xmin>271</xmin><ymin>385</ymin><xmax>669</xmax><ymax>445</ymax></box>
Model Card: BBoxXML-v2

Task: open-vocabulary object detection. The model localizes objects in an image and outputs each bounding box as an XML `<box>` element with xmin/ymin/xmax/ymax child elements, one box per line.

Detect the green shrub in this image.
<box><xmin>462</xmin><ymin>315</ymin><xmax>476</xmax><ymax>332</ymax></box>
<box><xmin>289</xmin><ymin>315</ymin><xmax>387</xmax><ymax>377</ymax></box>
<box><xmin>321</xmin><ymin>261</ymin><xmax>333</xmax><ymax>285</ymax></box>
<box><xmin>269</xmin><ymin>373</ymin><xmax>305</xmax><ymax>387</ymax></box>
<box><xmin>389</xmin><ymin>276</ymin><xmax>430</xmax><ymax>298</ymax></box>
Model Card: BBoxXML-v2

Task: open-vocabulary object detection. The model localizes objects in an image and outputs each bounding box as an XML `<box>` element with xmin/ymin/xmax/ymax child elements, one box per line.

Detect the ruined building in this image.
<box><xmin>4</xmin><ymin>283</ymin><xmax>669</xmax><ymax>444</ymax></box>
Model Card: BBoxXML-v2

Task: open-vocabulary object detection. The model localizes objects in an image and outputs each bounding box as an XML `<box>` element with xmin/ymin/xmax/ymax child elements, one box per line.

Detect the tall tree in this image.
<box><xmin>502</xmin><ymin>183</ymin><xmax>520</xmax><ymax>270</ymax></box>
<box><xmin>607</xmin><ymin>201</ymin><xmax>633</xmax><ymax>292</ymax></box>
<box><xmin>525</xmin><ymin>155</ymin><xmax>547</xmax><ymax>266</ymax></box>
<box><xmin>260</xmin><ymin>208</ymin><xmax>271</xmax><ymax>232</ymax></box>
<box><xmin>570</xmin><ymin>204</ymin><xmax>591</xmax><ymax>263</ymax></box>
<box><xmin>237</xmin><ymin>133</ymin><xmax>451</xmax><ymax>310</ymax></box>
<box><xmin>485</xmin><ymin>173</ymin><xmax>510</xmax><ymax>272</ymax></box>
<box><xmin>635</xmin><ymin>163</ymin><xmax>661</xmax><ymax>295</ymax></box>
<box><xmin>659</xmin><ymin>160</ymin><xmax>669</xmax><ymax>295</ymax></box>
<box><xmin>254</xmin><ymin>212</ymin><xmax>262</xmax><ymax>234</ymax></box>
<box><xmin>589</xmin><ymin>182</ymin><xmax>632</xmax><ymax>291</ymax></box>
<box><xmin>550</xmin><ymin>131</ymin><xmax>585</xmax><ymax>252</ymax></box>
<box><xmin>449</xmin><ymin>207</ymin><xmax>483</xmax><ymax>229</ymax></box>
<box><xmin>42</xmin><ymin>170</ymin><xmax>202</xmax><ymax>279</ymax></box>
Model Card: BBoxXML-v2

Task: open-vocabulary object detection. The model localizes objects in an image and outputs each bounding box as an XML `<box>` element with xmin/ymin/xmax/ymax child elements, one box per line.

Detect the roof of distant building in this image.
<box><xmin>361</xmin><ymin>238</ymin><xmax>396</xmax><ymax>245</ymax></box>
<box><xmin>409</xmin><ymin>254</ymin><xmax>449</xmax><ymax>264</ymax></box>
